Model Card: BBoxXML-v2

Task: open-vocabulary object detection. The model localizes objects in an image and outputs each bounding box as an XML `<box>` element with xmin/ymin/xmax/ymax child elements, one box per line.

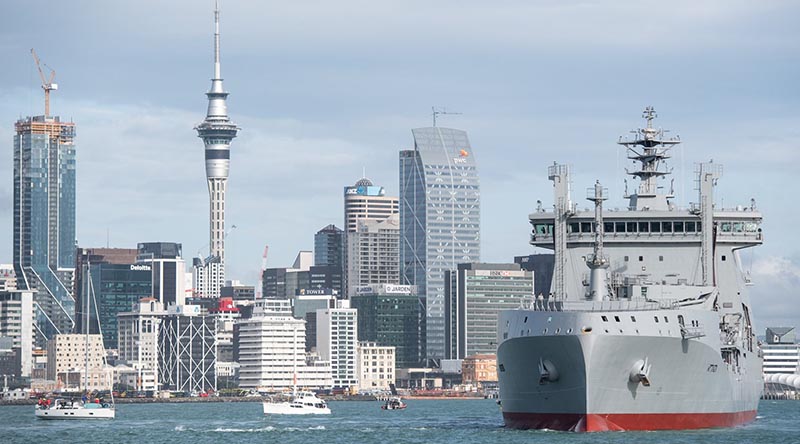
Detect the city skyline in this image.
<box><xmin>1</xmin><ymin>1</ymin><xmax>798</xmax><ymax>333</ymax></box>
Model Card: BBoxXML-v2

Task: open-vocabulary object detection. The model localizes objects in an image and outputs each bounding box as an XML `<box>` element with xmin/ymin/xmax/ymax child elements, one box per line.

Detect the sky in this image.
<box><xmin>0</xmin><ymin>0</ymin><xmax>798</xmax><ymax>333</ymax></box>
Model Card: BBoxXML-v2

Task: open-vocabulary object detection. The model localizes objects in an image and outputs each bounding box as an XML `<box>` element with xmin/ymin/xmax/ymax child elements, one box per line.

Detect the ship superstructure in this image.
<box><xmin>496</xmin><ymin>108</ymin><xmax>763</xmax><ymax>431</ymax></box>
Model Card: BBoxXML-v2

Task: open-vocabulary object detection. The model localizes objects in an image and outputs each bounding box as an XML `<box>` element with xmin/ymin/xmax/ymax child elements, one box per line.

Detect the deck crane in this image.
<box><xmin>30</xmin><ymin>48</ymin><xmax>58</xmax><ymax>117</ymax></box>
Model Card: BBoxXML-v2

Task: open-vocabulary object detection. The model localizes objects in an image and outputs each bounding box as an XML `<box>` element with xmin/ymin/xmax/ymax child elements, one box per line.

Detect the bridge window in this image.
<box><xmin>581</xmin><ymin>222</ymin><xmax>593</xmax><ymax>233</ymax></box>
<box><xmin>604</xmin><ymin>222</ymin><xmax>614</xmax><ymax>233</ymax></box>
<box><xmin>673</xmin><ymin>221</ymin><xmax>684</xmax><ymax>232</ymax></box>
<box><xmin>662</xmin><ymin>222</ymin><xmax>673</xmax><ymax>233</ymax></box>
<box><xmin>601</xmin><ymin>316</ymin><xmax>608</xmax><ymax>322</ymax></box>
<box><xmin>569</xmin><ymin>223</ymin><xmax>579</xmax><ymax>233</ymax></box>
<box><xmin>685</xmin><ymin>221</ymin><xmax>696</xmax><ymax>232</ymax></box>
<box><xmin>733</xmin><ymin>222</ymin><xmax>744</xmax><ymax>232</ymax></box>
<box><xmin>650</xmin><ymin>222</ymin><xmax>661</xmax><ymax>233</ymax></box>
<box><xmin>626</xmin><ymin>222</ymin><xmax>638</xmax><ymax>233</ymax></box>
<box><xmin>721</xmin><ymin>222</ymin><xmax>732</xmax><ymax>233</ymax></box>
<box><xmin>638</xmin><ymin>222</ymin><xmax>649</xmax><ymax>233</ymax></box>
<box><xmin>614</xmin><ymin>316</ymin><xmax>621</xmax><ymax>322</ymax></box>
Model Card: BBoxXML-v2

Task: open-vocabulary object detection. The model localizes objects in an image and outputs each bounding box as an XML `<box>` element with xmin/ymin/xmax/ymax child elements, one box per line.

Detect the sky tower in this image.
<box><xmin>195</xmin><ymin>0</ymin><xmax>239</xmax><ymax>294</ymax></box>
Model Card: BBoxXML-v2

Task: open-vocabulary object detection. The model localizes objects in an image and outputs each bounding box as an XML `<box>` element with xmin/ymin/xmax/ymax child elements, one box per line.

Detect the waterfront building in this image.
<box><xmin>137</xmin><ymin>242</ymin><xmax>187</xmax><ymax>307</ymax></box>
<box><xmin>74</xmin><ymin>248</ymin><xmax>138</xmax><ymax>300</ymax></box>
<box><xmin>762</xmin><ymin>327</ymin><xmax>799</xmax><ymax>376</ymax></box>
<box><xmin>117</xmin><ymin>298</ymin><xmax>163</xmax><ymax>392</ymax></box>
<box><xmin>158</xmin><ymin>304</ymin><xmax>217</xmax><ymax>393</ymax></box>
<box><xmin>399</xmin><ymin>127</ymin><xmax>480</xmax><ymax>363</ymax></box>
<box><xmin>513</xmin><ymin>254</ymin><xmax>554</xmax><ymax>297</ymax></box>
<box><xmin>461</xmin><ymin>354</ymin><xmax>497</xmax><ymax>385</ymax></box>
<box><xmin>357</xmin><ymin>342</ymin><xmax>396</xmax><ymax>391</ymax></box>
<box><xmin>235</xmin><ymin>299</ymin><xmax>332</xmax><ymax>390</ymax></box>
<box><xmin>444</xmin><ymin>263</ymin><xmax>533</xmax><ymax>359</ymax></box>
<box><xmin>345</xmin><ymin>214</ymin><xmax>400</xmax><ymax>297</ymax></box>
<box><xmin>192</xmin><ymin>256</ymin><xmax>224</xmax><ymax>299</ymax></box>
<box><xmin>195</xmin><ymin>2</ymin><xmax>239</xmax><ymax>298</ymax></box>
<box><xmin>309</xmin><ymin>265</ymin><xmax>343</xmax><ymax>297</ymax></box>
<box><xmin>209</xmin><ymin>297</ymin><xmax>240</xmax><ymax>383</ymax></box>
<box><xmin>0</xmin><ymin>289</ymin><xmax>34</xmax><ymax>377</ymax></box>
<box><xmin>316</xmin><ymin>300</ymin><xmax>358</xmax><ymax>389</ymax></box>
<box><xmin>46</xmin><ymin>333</ymin><xmax>110</xmax><ymax>391</ymax></box>
<box><xmin>350</xmin><ymin>284</ymin><xmax>425</xmax><ymax>368</ymax></box>
<box><xmin>13</xmin><ymin>114</ymin><xmax>77</xmax><ymax>348</ymax></box>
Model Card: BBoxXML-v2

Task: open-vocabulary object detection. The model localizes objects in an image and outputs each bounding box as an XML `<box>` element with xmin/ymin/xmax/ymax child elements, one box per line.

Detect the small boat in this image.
<box><xmin>262</xmin><ymin>327</ymin><xmax>330</xmax><ymax>415</ymax></box>
<box><xmin>263</xmin><ymin>391</ymin><xmax>331</xmax><ymax>415</ymax></box>
<box><xmin>35</xmin><ymin>398</ymin><xmax>115</xmax><ymax>420</ymax></box>
<box><xmin>381</xmin><ymin>396</ymin><xmax>407</xmax><ymax>410</ymax></box>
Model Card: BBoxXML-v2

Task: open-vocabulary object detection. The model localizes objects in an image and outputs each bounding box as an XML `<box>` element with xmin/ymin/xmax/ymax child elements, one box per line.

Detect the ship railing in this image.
<box><xmin>530</xmin><ymin>298</ymin><xmax>679</xmax><ymax>312</ymax></box>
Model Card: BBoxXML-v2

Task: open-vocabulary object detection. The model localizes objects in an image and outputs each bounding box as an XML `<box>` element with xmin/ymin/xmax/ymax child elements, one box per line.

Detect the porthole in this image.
<box><xmin>555</xmin><ymin>328</ymin><xmax>561</xmax><ymax>334</ymax></box>
<box><xmin>581</xmin><ymin>326</ymin><xmax>592</xmax><ymax>333</ymax></box>
<box><xmin>566</xmin><ymin>328</ymin><xmax>573</xmax><ymax>334</ymax></box>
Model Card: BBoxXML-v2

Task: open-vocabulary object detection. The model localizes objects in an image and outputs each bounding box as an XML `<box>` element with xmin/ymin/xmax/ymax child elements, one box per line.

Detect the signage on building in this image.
<box><xmin>345</xmin><ymin>186</ymin><xmax>386</xmax><ymax>197</ymax></box>
<box><xmin>298</xmin><ymin>288</ymin><xmax>333</xmax><ymax>296</ymax></box>
<box><xmin>130</xmin><ymin>264</ymin><xmax>152</xmax><ymax>271</ymax></box>
<box><xmin>356</xmin><ymin>284</ymin><xmax>415</xmax><ymax>295</ymax></box>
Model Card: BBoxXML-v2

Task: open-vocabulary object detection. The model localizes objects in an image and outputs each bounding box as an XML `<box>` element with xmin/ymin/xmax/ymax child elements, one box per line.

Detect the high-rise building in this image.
<box><xmin>0</xmin><ymin>264</ymin><xmax>18</xmax><ymax>291</ymax></box>
<box><xmin>316</xmin><ymin>300</ymin><xmax>358</xmax><ymax>389</ymax></box>
<box><xmin>444</xmin><ymin>263</ymin><xmax>532</xmax><ymax>359</ymax></box>
<box><xmin>13</xmin><ymin>114</ymin><xmax>77</xmax><ymax>348</ymax></box>
<box><xmin>76</xmin><ymin>262</ymin><xmax>152</xmax><ymax>350</ymax></box>
<box><xmin>343</xmin><ymin>177</ymin><xmax>398</xmax><ymax>296</ymax></box>
<box><xmin>0</xmin><ymin>289</ymin><xmax>34</xmax><ymax>377</ymax></box>
<box><xmin>137</xmin><ymin>242</ymin><xmax>186</xmax><ymax>307</ymax></box>
<box><xmin>315</xmin><ymin>225</ymin><xmax>344</xmax><ymax>266</ymax></box>
<box><xmin>195</xmin><ymin>2</ymin><xmax>239</xmax><ymax>296</ymax></box>
<box><xmin>235</xmin><ymin>299</ymin><xmax>332</xmax><ymax>390</ymax></box>
<box><xmin>261</xmin><ymin>251</ymin><xmax>313</xmax><ymax>299</ymax></box>
<box><xmin>345</xmin><ymin>214</ymin><xmax>400</xmax><ymax>297</ymax></box>
<box><xmin>350</xmin><ymin>284</ymin><xmax>425</xmax><ymax>368</ymax></box>
<box><xmin>399</xmin><ymin>127</ymin><xmax>480</xmax><ymax>363</ymax></box>
<box><xmin>344</xmin><ymin>177</ymin><xmax>399</xmax><ymax>232</ymax></box>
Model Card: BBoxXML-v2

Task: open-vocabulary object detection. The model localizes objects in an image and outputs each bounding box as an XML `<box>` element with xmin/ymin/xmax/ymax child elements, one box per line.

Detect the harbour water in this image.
<box><xmin>2</xmin><ymin>399</ymin><xmax>798</xmax><ymax>443</ymax></box>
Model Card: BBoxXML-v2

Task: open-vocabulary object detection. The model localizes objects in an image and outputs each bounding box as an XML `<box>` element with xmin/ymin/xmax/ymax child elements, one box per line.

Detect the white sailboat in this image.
<box><xmin>35</xmin><ymin>263</ymin><xmax>116</xmax><ymax>419</ymax></box>
<box><xmin>262</xmin><ymin>327</ymin><xmax>330</xmax><ymax>415</ymax></box>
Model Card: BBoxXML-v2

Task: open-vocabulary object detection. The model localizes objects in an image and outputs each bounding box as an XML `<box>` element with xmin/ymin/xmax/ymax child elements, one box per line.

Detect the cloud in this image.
<box><xmin>749</xmin><ymin>255</ymin><xmax>800</xmax><ymax>333</ymax></box>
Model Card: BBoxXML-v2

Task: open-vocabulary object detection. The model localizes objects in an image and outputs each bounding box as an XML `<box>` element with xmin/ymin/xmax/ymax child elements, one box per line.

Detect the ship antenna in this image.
<box><xmin>586</xmin><ymin>181</ymin><xmax>609</xmax><ymax>301</ymax></box>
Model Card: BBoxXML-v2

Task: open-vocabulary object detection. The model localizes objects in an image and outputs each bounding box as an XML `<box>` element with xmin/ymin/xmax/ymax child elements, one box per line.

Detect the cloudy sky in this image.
<box><xmin>1</xmin><ymin>1</ymin><xmax>797</xmax><ymax>332</ymax></box>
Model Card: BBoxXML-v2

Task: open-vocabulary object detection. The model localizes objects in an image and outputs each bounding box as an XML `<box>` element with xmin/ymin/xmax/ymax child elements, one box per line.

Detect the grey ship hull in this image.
<box><xmin>496</xmin><ymin>310</ymin><xmax>762</xmax><ymax>432</ymax></box>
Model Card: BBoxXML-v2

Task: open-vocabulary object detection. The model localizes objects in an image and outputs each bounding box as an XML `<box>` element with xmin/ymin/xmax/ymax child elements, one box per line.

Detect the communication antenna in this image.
<box><xmin>432</xmin><ymin>106</ymin><xmax>462</xmax><ymax>127</ymax></box>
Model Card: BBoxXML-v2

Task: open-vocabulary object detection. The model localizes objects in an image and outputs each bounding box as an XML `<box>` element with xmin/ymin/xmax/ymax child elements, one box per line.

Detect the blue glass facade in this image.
<box><xmin>13</xmin><ymin>116</ymin><xmax>77</xmax><ymax>348</ymax></box>
<box><xmin>77</xmin><ymin>263</ymin><xmax>152</xmax><ymax>349</ymax></box>
<box><xmin>399</xmin><ymin>127</ymin><xmax>480</xmax><ymax>363</ymax></box>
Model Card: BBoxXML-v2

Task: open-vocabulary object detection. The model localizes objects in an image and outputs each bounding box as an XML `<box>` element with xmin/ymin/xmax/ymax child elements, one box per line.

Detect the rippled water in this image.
<box><xmin>2</xmin><ymin>399</ymin><xmax>798</xmax><ymax>444</ymax></box>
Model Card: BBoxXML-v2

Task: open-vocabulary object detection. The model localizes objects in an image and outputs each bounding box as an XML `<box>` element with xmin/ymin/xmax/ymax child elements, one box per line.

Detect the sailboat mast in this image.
<box><xmin>84</xmin><ymin>262</ymin><xmax>91</xmax><ymax>394</ymax></box>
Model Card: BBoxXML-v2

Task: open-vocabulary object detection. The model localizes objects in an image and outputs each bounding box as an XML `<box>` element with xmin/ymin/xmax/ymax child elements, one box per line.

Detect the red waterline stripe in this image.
<box><xmin>503</xmin><ymin>410</ymin><xmax>757</xmax><ymax>432</ymax></box>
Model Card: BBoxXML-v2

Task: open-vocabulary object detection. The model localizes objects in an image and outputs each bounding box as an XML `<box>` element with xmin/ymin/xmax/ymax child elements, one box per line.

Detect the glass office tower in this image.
<box><xmin>13</xmin><ymin>115</ymin><xmax>77</xmax><ymax>348</ymax></box>
<box><xmin>399</xmin><ymin>127</ymin><xmax>480</xmax><ymax>364</ymax></box>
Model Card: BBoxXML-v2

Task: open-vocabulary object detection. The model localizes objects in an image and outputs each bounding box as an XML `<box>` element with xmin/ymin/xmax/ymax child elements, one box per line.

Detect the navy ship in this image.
<box><xmin>496</xmin><ymin>108</ymin><xmax>763</xmax><ymax>431</ymax></box>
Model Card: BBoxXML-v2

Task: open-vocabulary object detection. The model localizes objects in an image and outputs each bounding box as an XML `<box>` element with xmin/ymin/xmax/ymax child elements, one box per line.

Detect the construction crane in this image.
<box><xmin>257</xmin><ymin>245</ymin><xmax>269</xmax><ymax>298</ymax></box>
<box><xmin>30</xmin><ymin>48</ymin><xmax>58</xmax><ymax>117</ymax></box>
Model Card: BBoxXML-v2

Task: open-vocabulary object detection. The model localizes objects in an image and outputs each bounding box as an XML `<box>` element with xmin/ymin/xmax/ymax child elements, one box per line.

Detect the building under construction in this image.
<box><xmin>13</xmin><ymin>50</ymin><xmax>77</xmax><ymax>348</ymax></box>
